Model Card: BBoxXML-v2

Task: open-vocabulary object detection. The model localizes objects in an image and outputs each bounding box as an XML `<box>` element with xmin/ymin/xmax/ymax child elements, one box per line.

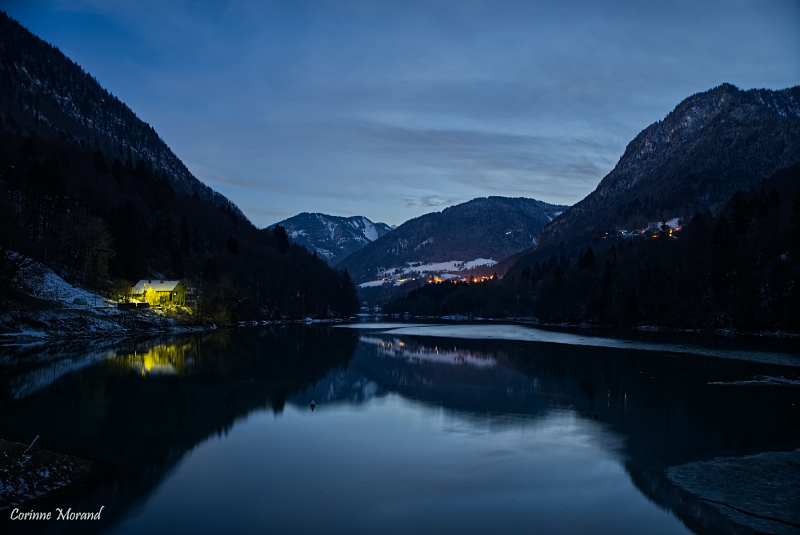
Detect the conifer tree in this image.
<box><xmin>273</xmin><ymin>225</ymin><xmax>290</xmax><ymax>253</ymax></box>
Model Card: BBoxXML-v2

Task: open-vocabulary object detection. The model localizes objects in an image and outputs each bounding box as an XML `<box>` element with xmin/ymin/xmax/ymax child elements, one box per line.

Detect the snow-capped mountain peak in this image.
<box><xmin>268</xmin><ymin>213</ymin><xmax>393</xmax><ymax>265</ymax></box>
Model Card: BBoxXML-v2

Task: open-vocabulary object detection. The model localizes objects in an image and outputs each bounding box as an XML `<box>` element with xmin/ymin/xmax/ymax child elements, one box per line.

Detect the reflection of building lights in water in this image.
<box><xmin>360</xmin><ymin>336</ymin><xmax>496</xmax><ymax>368</ymax></box>
<box><xmin>117</xmin><ymin>342</ymin><xmax>195</xmax><ymax>376</ymax></box>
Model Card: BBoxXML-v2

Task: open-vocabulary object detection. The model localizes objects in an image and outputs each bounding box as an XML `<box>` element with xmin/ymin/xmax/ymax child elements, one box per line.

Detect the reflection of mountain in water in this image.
<box><xmin>295</xmin><ymin>332</ymin><xmax>800</xmax><ymax>535</ymax></box>
<box><xmin>0</xmin><ymin>326</ymin><xmax>358</xmax><ymax>534</ymax></box>
<box><xmin>359</xmin><ymin>335</ymin><xmax>496</xmax><ymax>368</ymax></box>
<box><xmin>290</xmin><ymin>368</ymin><xmax>384</xmax><ymax>406</ymax></box>
<box><xmin>289</xmin><ymin>336</ymin><xmax>498</xmax><ymax>406</ymax></box>
<box><xmin>1</xmin><ymin>327</ymin><xmax>799</xmax><ymax>534</ymax></box>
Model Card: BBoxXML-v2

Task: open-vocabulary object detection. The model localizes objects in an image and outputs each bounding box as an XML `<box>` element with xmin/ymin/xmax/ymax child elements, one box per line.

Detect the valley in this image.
<box><xmin>0</xmin><ymin>10</ymin><xmax>798</xmax><ymax>336</ymax></box>
<box><xmin>0</xmin><ymin>5</ymin><xmax>798</xmax><ymax>535</ymax></box>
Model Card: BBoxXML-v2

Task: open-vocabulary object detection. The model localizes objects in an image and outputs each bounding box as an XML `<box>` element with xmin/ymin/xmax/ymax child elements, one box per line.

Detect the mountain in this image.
<box><xmin>533</xmin><ymin>83</ymin><xmax>800</xmax><ymax>256</ymax></box>
<box><xmin>0</xmin><ymin>11</ymin><xmax>240</xmax><ymax>217</ymax></box>
<box><xmin>379</xmin><ymin>84</ymin><xmax>800</xmax><ymax>330</ymax></box>
<box><xmin>337</xmin><ymin>197</ymin><xmax>568</xmax><ymax>283</ymax></box>
<box><xmin>269</xmin><ymin>213</ymin><xmax>393</xmax><ymax>265</ymax></box>
<box><xmin>387</xmin><ymin>163</ymin><xmax>800</xmax><ymax>330</ymax></box>
<box><xmin>0</xmin><ymin>11</ymin><xmax>357</xmax><ymax>321</ymax></box>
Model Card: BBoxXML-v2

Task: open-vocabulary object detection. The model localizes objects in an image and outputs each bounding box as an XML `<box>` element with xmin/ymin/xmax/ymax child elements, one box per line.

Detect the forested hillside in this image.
<box><xmin>385</xmin><ymin>165</ymin><xmax>800</xmax><ymax>332</ymax></box>
<box><xmin>534</xmin><ymin>83</ymin><xmax>800</xmax><ymax>257</ymax></box>
<box><xmin>338</xmin><ymin>197</ymin><xmax>567</xmax><ymax>283</ymax></box>
<box><xmin>0</xmin><ymin>11</ymin><xmax>357</xmax><ymax>321</ymax></box>
<box><xmin>0</xmin><ymin>12</ymin><xmax>236</xmax><ymax>211</ymax></box>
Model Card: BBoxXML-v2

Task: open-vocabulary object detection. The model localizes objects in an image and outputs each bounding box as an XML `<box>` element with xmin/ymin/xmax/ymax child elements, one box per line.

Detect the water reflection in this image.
<box><xmin>360</xmin><ymin>335</ymin><xmax>496</xmax><ymax>368</ymax></box>
<box><xmin>338</xmin><ymin>331</ymin><xmax>800</xmax><ymax>464</ymax></box>
<box><xmin>0</xmin><ymin>326</ymin><xmax>798</xmax><ymax>534</ymax></box>
<box><xmin>0</xmin><ymin>326</ymin><xmax>358</xmax><ymax>534</ymax></box>
<box><xmin>294</xmin><ymin>331</ymin><xmax>800</xmax><ymax>534</ymax></box>
<box><xmin>342</xmin><ymin>322</ymin><xmax>800</xmax><ymax>366</ymax></box>
<box><xmin>115</xmin><ymin>341</ymin><xmax>196</xmax><ymax>376</ymax></box>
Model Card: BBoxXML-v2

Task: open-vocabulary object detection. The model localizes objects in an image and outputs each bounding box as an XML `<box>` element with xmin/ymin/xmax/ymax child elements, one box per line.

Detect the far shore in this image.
<box><xmin>2</xmin><ymin>310</ymin><xmax>799</xmax><ymax>347</ymax></box>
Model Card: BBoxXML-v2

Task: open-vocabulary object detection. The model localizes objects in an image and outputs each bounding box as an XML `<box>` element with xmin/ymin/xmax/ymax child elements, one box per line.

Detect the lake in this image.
<box><xmin>1</xmin><ymin>323</ymin><xmax>799</xmax><ymax>534</ymax></box>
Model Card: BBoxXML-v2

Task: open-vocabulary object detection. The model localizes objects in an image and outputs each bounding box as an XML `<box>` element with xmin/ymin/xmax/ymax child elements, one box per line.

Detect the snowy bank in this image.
<box><xmin>1</xmin><ymin>262</ymin><xmax>201</xmax><ymax>341</ymax></box>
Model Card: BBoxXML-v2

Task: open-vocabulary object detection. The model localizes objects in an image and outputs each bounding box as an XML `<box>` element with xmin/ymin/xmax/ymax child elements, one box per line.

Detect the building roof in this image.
<box><xmin>133</xmin><ymin>280</ymin><xmax>182</xmax><ymax>293</ymax></box>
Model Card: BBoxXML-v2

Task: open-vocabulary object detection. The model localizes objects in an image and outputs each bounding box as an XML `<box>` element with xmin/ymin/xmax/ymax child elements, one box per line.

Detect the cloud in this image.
<box><xmin>7</xmin><ymin>0</ymin><xmax>798</xmax><ymax>227</ymax></box>
<box><xmin>180</xmin><ymin>117</ymin><xmax>620</xmax><ymax>204</ymax></box>
<box><xmin>402</xmin><ymin>195</ymin><xmax>462</xmax><ymax>209</ymax></box>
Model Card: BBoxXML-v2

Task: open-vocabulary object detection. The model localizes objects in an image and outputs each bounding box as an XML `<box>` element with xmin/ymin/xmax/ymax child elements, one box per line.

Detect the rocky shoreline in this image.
<box><xmin>0</xmin><ymin>306</ymin><xmax>205</xmax><ymax>344</ymax></box>
<box><xmin>0</xmin><ymin>439</ymin><xmax>96</xmax><ymax>513</ymax></box>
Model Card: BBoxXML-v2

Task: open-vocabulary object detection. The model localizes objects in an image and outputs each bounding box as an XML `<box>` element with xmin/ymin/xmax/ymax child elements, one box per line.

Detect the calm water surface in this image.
<box><xmin>1</xmin><ymin>324</ymin><xmax>799</xmax><ymax>534</ymax></box>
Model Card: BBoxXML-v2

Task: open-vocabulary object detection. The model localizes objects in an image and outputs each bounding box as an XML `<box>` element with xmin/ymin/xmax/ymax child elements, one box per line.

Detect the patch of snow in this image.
<box><xmin>414</xmin><ymin>237</ymin><xmax>434</xmax><ymax>250</ymax></box>
<box><xmin>316</xmin><ymin>214</ymin><xmax>336</xmax><ymax>241</ymax></box>
<box><xmin>464</xmin><ymin>258</ymin><xmax>497</xmax><ymax>269</ymax></box>
<box><xmin>359</xmin><ymin>280</ymin><xmax>390</xmax><ymax>288</ymax></box>
<box><xmin>377</xmin><ymin>258</ymin><xmax>498</xmax><ymax>278</ymax></box>
<box><xmin>647</xmin><ymin>218</ymin><xmax>681</xmax><ymax>230</ymax></box>
<box><xmin>361</xmin><ymin>217</ymin><xmax>379</xmax><ymax>241</ymax></box>
<box><xmin>28</xmin><ymin>263</ymin><xmax>115</xmax><ymax>309</ymax></box>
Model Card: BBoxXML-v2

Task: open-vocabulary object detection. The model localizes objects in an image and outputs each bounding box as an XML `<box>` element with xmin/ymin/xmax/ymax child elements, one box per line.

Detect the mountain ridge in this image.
<box><xmin>534</xmin><ymin>83</ymin><xmax>800</xmax><ymax>255</ymax></box>
<box><xmin>337</xmin><ymin>196</ymin><xmax>568</xmax><ymax>283</ymax></box>
<box><xmin>268</xmin><ymin>213</ymin><xmax>393</xmax><ymax>265</ymax></box>
<box><xmin>0</xmin><ymin>11</ymin><xmax>358</xmax><ymax>321</ymax></box>
<box><xmin>0</xmin><ymin>11</ymin><xmax>243</xmax><ymax>218</ymax></box>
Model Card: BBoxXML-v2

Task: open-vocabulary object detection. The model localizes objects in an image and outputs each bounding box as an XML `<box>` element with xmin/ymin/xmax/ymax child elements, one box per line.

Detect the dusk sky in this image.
<box><xmin>2</xmin><ymin>0</ymin><xmax>798</xmax><ymax>227</ymax></box>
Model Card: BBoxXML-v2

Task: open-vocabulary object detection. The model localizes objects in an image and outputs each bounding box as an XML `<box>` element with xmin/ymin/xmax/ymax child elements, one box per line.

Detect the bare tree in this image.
<box><xmin>0</xmin><ymin>204</ymin><xmax>43</xmax><ymax>315</ymax></box>
<box><xmin>0</xmin><ymin>250</ymin><xmax>36</xmax><ymax>315</ymax></box>
<box><xmin>109</xmin><ymin>279</ymin><xmax>133</xmax><ymax>302</ymax></box>
<box><xmin>71</xmin><ymin>217</ymin><xmax>115</xmax><ymax>282</ymax></box>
